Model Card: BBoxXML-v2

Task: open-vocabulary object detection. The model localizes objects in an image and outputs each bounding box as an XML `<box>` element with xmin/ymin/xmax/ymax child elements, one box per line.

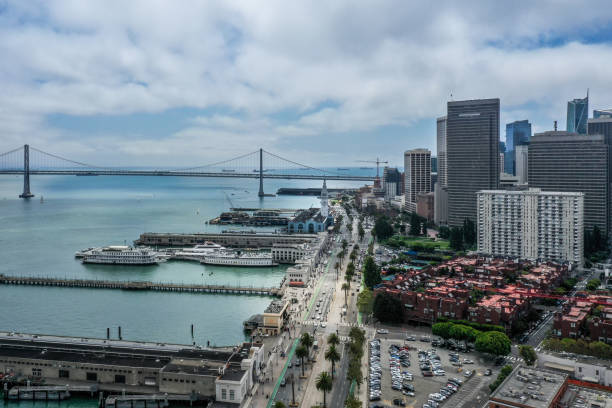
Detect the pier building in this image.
<box><xmin>0</xmin><ymin>332</ymin><xmax>264</xmax><ymax>406</ymax></box>
<box><xmin>135</xmin><ymin>232</ymin><xmax>316</xmax><ymax>248</ymax></box>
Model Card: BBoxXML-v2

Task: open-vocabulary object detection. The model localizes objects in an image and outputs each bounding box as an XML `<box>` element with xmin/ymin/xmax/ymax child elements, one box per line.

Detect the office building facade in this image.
<box><xmin>434</xmin><ymin>183</ymin><xmax>448</xmax><ymax>225</ymax></box>
<box><xmin>447</xmin><ymin>98</ymin><xmax>500</xmax><ymax>226</ymax></box>
<box><xmin>528</xmin><ymin>131</ymin><xmax>609</xmax><ymax>234</ymax></box>
<box><xmin>477</xmin><ymin>189</ymin><xmax>584</xmax><ymax>264</ymax></box>
<box><xmin>504</xmin><ymin>120</ymin><xmax>532</xmax><ymax>175</ymax></box>
<box><xmin>382</xmin><ymin>167</ymin><xmax>402</xmax><ymax>201</ymax></box>
<box><xmin>588</xmin><ymin>116</ymin><xmax>612</xmax><ymax>232</ymax></box>
<box><xmin>594</xmin><ymin>109</ymin><xmax>612</xmax><ymax>119</ymax></box>
<box><xmin>567</xmin><ymin>94</ymin><xmax>588</xmax><ymax>134</ymax></box>
<box><xmin>515</xmin><ymin>144</ymin><xmax>529</xmax><ymax>185</ymax></box>
<box><xmin>404</xmin><ymin>149</ymin><xmax>431</xmax><ymax>212</ymax></box>
<box><xmin>436</xmin><ymin>116</ymin><xmax>447</xmax><ymax>187</ymax></box>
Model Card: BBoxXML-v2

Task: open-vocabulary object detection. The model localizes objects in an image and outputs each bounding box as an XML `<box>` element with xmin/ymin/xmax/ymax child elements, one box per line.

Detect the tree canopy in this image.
<box><xmin>373</xmin><ymin>216</ymin><xmax>394</xmax><ymax>240</ymax></box>
<box><xmin>373</xmin><ymin>292</ymin><xmax>403</xmax><ymax>323</ymax></box>
<box><xmin>363</xmin><ymin>256</ymin><xmax>381</xmax><ymax>289</ymax></box>
<box><xmin>475</xmin><ymin>331</ymin><xmax>511</xmax><ymax>356</ymax></box>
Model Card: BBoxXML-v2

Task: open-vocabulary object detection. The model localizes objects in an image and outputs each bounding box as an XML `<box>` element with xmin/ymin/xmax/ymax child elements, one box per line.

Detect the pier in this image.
<box><xmin>0</xmin><ymin>275</ymin><xmax>282</xmax><ymax>297</ymax></box>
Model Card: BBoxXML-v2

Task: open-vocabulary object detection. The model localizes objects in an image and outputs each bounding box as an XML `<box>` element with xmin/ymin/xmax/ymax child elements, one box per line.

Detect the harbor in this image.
<box><xmin>0</xmin><ymin>275</ymin><xmax>283</xmax><ymax>297</ymax></box>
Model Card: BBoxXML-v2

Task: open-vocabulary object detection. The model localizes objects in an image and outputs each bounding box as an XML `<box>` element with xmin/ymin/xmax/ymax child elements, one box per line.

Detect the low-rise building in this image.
<box><xmin>261</xmin><ymin>300</ymin><xmax>289</xmax><ymax>336</ymax></box>
<box><xmin>0</xmin><ymin>332</ymin><xmax>264</xmax><ymax>406</ymax></box>
<box><xmin>488</xmin><ymin>366</ymin><xmax>568</xmax><ymax>408</ymax></box>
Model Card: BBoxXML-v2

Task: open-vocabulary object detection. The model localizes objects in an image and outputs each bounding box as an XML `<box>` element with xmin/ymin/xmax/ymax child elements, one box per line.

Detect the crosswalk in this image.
<box><xmin>302</xmin><ymin>320</ymin><xmax>365</xmax><ymax>328</ymax></box>
<box><xmin>505</xmin><ymin>355</ymin><xmax>524</xmax><ymax>363</ymax></box>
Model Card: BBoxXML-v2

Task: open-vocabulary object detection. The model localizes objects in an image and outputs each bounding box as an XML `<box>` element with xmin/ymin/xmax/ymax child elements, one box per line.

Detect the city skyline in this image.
<box><xmin>1</xmin><ymin>2</ymin><xmax>612</xmax><ymax>167</ymax></box>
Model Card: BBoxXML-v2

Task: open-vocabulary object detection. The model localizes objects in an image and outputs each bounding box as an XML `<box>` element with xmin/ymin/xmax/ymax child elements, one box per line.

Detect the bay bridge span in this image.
<box><xmin>0</xmin><ymin>145</ymin><xmax>375</xmax><ymax>198</ymax></box>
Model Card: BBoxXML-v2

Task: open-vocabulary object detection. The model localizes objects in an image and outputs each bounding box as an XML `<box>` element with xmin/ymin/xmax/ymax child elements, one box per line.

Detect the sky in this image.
<box><xmin>1</xmin><ymin>1</ymin><xmax>612</xmax><ymax>168</ymax></box>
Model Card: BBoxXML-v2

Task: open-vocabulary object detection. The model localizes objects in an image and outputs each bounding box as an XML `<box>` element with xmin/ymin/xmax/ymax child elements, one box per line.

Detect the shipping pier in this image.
<box><xmin>0</xmin><ymin>275</ymin><xmax>282</xmax><ymax>297</ymax></box>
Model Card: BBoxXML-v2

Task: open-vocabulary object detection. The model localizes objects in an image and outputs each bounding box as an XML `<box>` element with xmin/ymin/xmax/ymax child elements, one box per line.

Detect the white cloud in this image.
<box><xmin>1</xmin><ymin>0</ymin><xmax>612</xmax><ymax>165</ymax></box>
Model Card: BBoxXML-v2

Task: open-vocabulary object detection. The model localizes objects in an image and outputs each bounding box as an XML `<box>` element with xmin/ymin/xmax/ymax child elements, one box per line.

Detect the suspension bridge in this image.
<box><xmin>0</xmin><ymin>145</ymin><xmax>375</xmax><ymax>198</ymax></box>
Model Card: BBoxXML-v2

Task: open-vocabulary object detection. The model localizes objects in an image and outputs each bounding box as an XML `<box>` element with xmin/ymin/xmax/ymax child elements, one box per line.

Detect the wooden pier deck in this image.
<box><xmin>0</xmin><ymin>275</ymin><xmax>282</xmax><ymax>297</ymax></box>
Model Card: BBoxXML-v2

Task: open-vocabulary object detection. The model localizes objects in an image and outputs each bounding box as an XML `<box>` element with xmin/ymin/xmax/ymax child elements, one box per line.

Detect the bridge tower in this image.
<box><xmin>19</xmin><ymin>144</ymin><xmax>34</xmax><ymax>198</ymax></box>
<box><xmin>258</xmin><ymin>148</ymin><xmax>264</xmax><ymax>197</ymax></box>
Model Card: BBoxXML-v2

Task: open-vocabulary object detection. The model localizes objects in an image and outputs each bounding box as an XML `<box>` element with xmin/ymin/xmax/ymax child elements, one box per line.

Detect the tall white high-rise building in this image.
<box><xmin>477</xmin><ymin>188</ymin><xmax>583</xmax><ymax>264</ymax></box>
<box><xmin>404</xmin><ymin>149</ymin><xmax>431</xmax><ymax>212</ymax></box>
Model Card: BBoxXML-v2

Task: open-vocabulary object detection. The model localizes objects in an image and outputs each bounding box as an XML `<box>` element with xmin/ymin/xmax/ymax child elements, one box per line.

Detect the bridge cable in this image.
<box><xmin>262</xmin><ymin>149</ymin><xmax>344</xmax><ymax>177</ymax></box>
<box><xmin>29</xmin><ymin>147</ymin><xmax>111</xmax><ymax>169</ymax></box>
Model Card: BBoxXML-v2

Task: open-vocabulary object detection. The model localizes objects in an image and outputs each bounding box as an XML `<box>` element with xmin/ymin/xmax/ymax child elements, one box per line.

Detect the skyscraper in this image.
<box><xmin>528</xmin><ymin>131</ymin><xmax>609</xmax><ymax>234</ymax></box>
<box><xmin>404</xmin><ymin>149</ymin><xmax>431</xmax><ymax>213</ymax></box>
<box><xmin>436</xmin><ymin>116</ymin><xmax>447</xmax><ymax>187</ymax></box>
<box><xmin>515</xmin><ymin>144</ymin><xmax>529</xmax><ymax>185</ymax></box>
<box><xmin>446</xmin><ymin>98</ymin><xmax>500</xmax><ymax>226</ymax></box>
<box><xmin>567</xmin><ymin>92</ymin><xmax>589</xmax><ymax>134</ymax></box>
<box><xmin>588</xmin><ymin>116</ymin><xmax>612</xmax><ymax>232</ymax></box>
<box><xmin>504</xmin><ymin>120</ymin><xmax>532</xmax><ymax>175</ymax></box>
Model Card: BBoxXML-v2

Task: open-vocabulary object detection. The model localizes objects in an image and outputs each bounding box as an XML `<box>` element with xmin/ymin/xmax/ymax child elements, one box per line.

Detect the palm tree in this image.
<box><xmin>325</xmin><ymin>345</ymin><xmax>340</xmax><ymax>380</ymax></box>
<box><xmin>334</xmin><ymin>261</ymin><xmax>340</xmax><ymax>278</ymax></box>
<box><xmin>342</xmin><ymin>282</ymin><xmax>350</xmax><ymax>306</ymax></box>
<box><xmin>315</xmin><ymin>371</ymin><xmax>333</xmax><ymax>407</ymax></box>
<box><xmin>327</xmin><ymin>333</ymin><xmax>340</xmax><ymax>347</ymax></box>
<box><xmin>300</xmin><ymin>332</ymin><xmax>314</xmax><ymax>355</ymax></box>
<box><xmin>273</xmin><ymin>402</ymin><xmax>286</xmax><ymax>408</ymax></box>
<box><xmin>295</xmin><ymin>345</ymin><xmax>308</xmax><ymax>376</ymax></box>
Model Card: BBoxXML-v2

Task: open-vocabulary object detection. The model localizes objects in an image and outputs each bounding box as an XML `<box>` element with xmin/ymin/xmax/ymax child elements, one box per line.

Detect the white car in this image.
<box><xmin>376</xmin><ymin>329</ymin><xmax>389</xmax><ymax>334</ymax></box>
<box><xmin>320</xmin><ymin>322</ymin><xmax>327</xmax><ymax>328</ymax></box>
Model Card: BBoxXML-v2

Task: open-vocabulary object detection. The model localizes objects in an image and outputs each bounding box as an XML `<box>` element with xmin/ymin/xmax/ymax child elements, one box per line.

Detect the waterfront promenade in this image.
<box><xmin>0</xmin><ymin>274</ymin><xmax>282</xmax><ymax>297</ymax></box>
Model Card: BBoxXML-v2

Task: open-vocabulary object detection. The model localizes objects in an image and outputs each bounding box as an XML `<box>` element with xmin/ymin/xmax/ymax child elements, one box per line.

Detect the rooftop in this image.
<box><xmin>264</xmin><ymin>300</ymin><xmax>287</xmax><ymax>314</ymax></box>
<box><xmin>490</xmin><ymin>366</ymin><xmax>567</xmax><ymax>408</ymax></box>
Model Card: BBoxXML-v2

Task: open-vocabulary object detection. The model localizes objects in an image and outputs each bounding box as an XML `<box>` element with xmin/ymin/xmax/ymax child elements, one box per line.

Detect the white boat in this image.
<box><xmin>172</xmin><ymin>242</ymin><xmax>226</xmax><ymax>260</ymax></box>
<box><xmin>75</xmin><ymin>247</ymin><xmax>95</xmax><ymax>258</ymax></box>
<box><xmin>82</xmin><ymin>246</ymin><xmax>165</xmax><ymax>265</ymax></box>
<box><xmin>200</xmin><ymin>250</ymin><xmax>277</xmax><ymax>267</ymax></box>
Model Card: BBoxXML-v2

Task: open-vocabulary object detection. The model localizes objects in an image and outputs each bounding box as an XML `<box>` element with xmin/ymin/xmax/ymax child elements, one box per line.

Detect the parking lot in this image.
<box><xmin>370</xmin><ymin>336</ymin><xmax>501</xmax><ymax>408</ymax></box>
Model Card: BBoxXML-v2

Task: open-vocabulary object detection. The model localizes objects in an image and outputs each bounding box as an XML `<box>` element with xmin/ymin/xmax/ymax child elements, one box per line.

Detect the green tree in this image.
<box><xmin>586</xmin><ymin>279</ymin><xmax>601</xmax><ymax>291</ymax></box>
<box><xmin>363</xmin><ymin>256</ymin><xmax>381</xmax><ymax>289</ymax></box>
<box><xmin>438</xmin><ymin>225</ymin><xmax>450</xmax><ymax>239</ymax></box>
<box><xmin>327</xmin><ymin>333</ymin><xmax>340</xmax><ymax>347</ymax></box>
<box><xmin>295</xmin><ymin>345</ymin><xmax>308</xmax><ymax>376</ymax></box>
<box><xmin>475</xmin><ymin>331</ymin><xmax>511</xmax><ymax>356</ymax></box>
<box><xmin>409</xmin><ymin>212</ymin><xmax>421</xmax><ymax>236</ymax></box>
<box><xmin>463</xmin><ymin>218</ymin><xmax>476</xmax><ymax>247</ymax></box>
<box><xmin>432</xmin><ymin>322</ymin><xmax>454</xmax><ymax>339</ymax></box>
<box><xmin>345</xmin><ymin>393</ymin><xmax>362</xmax><ymax>408</ymax></box>
<box><xmin>357</xmin><ymin>287</ymin><xmax>374</xmax><ymax>315</ymax></box>
<box><xmin>273</xmin><ymin>402</ymin><xmax>286</xmax><ymax>408</ymax></box>
<box><xmin>301</xmin><ymin>332</ymin><xmax>314</xmax><ymax>354</ymax></box>
<box><xmin>373</xmin><ymin>292</ymin><xmax>403</xmax><ymax>323</ymax></box>
<box><xmin>315</xmin><ymin>371</ymin><xmax>333</xmax><ymax>408</ymax></box>
<box><xmin>519</xmin><ymin>345</ymin><xmax>537</xmax><ymax>366</ymax></box>
<box><xmin>325</xmin><ymin>345</ymin><xmax>341</xmax><ymax>380</ymax></box>
<box><xmin>342</xmin><ymin>282</ymin><xmax>350</xmax><ymax>306</ymax></box>
<box><xmin>342</xmin><ymin>239</ymin><xmax>348</xmax><ymax>251</ymax></box>
<box><xmin>358</xmin><ymin>223</ymin><xmax>365</xmax><ymax>241</ymax></box>
<box><xmin>373</xmin><ymin>216</ymin><xmax>394</xmax><ymax>240</ymax></box>
<box><xmin>346</xmin><ymin>262</ymin><xmax>355</xmax><ymax>277</ymax></box>
<box><xmin>449</xmin><ymin>226</ymin><xmax>464</xmax><ymax>251</ymax></box>
<box><xmin>334</xmin><ymin>261</ymin><xmax>340</xmax><ymax>277</ymax></box>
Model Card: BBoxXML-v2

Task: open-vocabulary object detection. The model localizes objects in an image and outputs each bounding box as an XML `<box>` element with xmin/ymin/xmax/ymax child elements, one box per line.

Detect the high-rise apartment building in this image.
<box><xmin>477</xmin><ymin>188</ymin><xmax>583</xmax><ymax>264</ymax></box>
<box><xmin>404</xmin><ymin>149</ymin><xmax>431</xmax><ymax>212</ymax></box>
<box><xmin>382</xmin><ymin>167</ymin><xmax>401</xmax><ymax>201</ymax></box>
<box><xmin>567</xmin><ymin>93</ymin><xmax>588</xmax><ymax>134</ymax></box>
<box><xmin>515</xmin><ymin>144</ymin><xmax>529</xmax><ymax>185</ymax></box>
<box><xmin>446</xmin><ymin>98</ymin><xmax>500</xmax><ymax>226</ymax></box>
<box><xmin>436</xmin><ymin>116</ymin><xmax>447</xmax><ymax>187</ymax></box>
<box><xmin>528</xmin><ymin>131</ymin><xmax>609</xmax><ymax>234</ymax></box>
<box><xmin>504</xmin><ymin>120</ymin><xmax>532</xmax><ymax>175</ymax></box>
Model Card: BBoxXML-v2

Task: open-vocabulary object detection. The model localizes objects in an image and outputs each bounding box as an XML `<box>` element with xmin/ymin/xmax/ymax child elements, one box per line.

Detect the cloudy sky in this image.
<box><xmin>1</xmin><ymin>1</ymin><xmax>611</xmax><ymax>168</ymax></box>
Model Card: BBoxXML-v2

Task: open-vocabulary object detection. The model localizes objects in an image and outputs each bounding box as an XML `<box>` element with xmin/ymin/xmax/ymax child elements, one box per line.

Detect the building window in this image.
<box><xmin>87</xmin><ymin>372</ymin><xmax>97</xmax><ymax>381</ymax></box>
<box><xmin>32</xmin><ymin>368</ymin><xmax>42</xmax><ymax>377</ymax></box>
<box><xmin>221</xmin><ymin>389</ymin><xmax>227</xmax><ymax>400</ymax></box>
<box><xmin>114</xmin><ymin>375</ymin><xmax>126</xmax><ymax>384</ymax></box>
<box><xmin>59</xmin><ymin>369</ymin><xmax>70</xmax><ymax>378</ymax></box>
<box><xmin>229</xmin><ymin>390</ymin><xmax>235</xmax><ymax>401</ymax></box>
<box><xmin>579</xmin><ymin>367</ymin><xmax>582</xmax><ymax>372</ymax></box>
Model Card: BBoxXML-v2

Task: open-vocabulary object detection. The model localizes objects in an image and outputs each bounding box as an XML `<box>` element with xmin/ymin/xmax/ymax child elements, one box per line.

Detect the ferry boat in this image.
<box><xmin>172</xmin><ymin>242</ymin><xmax>226</xmax><ymax>259</ymax></box>
<box><xmin>200</xmin><ymin>250</ymin><xmax>277</xmax><ymax>267</ymax></box>
<box><xmin>81</xmin><ymin>246</ymin><xmax>165</xmax><ymax>265</ymax></box>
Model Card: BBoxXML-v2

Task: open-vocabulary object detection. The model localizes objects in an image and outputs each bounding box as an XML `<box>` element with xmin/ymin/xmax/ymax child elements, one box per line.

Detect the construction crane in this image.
<box><xmin>356</xmin><ymin>157</ymin><xmax>388</xmax><ymax>179</ymax></box>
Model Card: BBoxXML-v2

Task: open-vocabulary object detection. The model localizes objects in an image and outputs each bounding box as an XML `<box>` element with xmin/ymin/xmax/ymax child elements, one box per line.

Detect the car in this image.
<box><xmin>464</xmin><ymin>370</ymin><xmax>474</xmax><ymax>378</ymax></box>
<box><xmin>320</xmin><ymin>322</ymin><xmax>327</xmax><ymax>328</ymax></box>
<box><xmin>377</xmin><ymin>329</ymin><xmax>389</xmax><ymax>334</ymax></box>
<box><xmin>392</xmin><ymin>398</ymin><xmax>406</xmax><ymax>406</ymax></box>
<box><xmin>406</xmin><ymin>335</ymin><xmax>416</xmax><ymax>341</ymax></box>
<box><xmin>403</xmin><ymin>391</ymin><xmax>415</xmax><ymax>397</ymax></box>
<box><xmin>484</xmin><ymin>369</ymin><xmax>492</xmax><ymax>376</ymax></box>
<box><xmin>280</xmin><ymin>378</ymin><xmax>286</xmax><ymax>387</ymax></box>
<box><xmin>494</xmin><ymin>356</ymin><xmax>506</xmax><ymax>366</ymax></box>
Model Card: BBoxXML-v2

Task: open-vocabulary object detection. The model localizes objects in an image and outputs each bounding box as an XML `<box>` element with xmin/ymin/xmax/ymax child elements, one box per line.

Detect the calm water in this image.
<box><xmin>0</xmin><ymin>174</ymin><xmax>363</xmax><ymax>346</ymax></box>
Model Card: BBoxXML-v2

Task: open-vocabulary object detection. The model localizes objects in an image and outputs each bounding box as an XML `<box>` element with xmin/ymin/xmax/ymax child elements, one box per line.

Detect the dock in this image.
<box><xmin>0</xmin><ymin>275</ymin><xmax>282</xmax><ymax>297</ymax></box>
<box><xmin>103</xmin><ymin>393</ymin><xmax>206</xmax><ymax>408</ymax></box>
<box><xmin>5</xmin><ymin>384</ymin><xmax>98</xmax><ymax>401</ymax></box>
